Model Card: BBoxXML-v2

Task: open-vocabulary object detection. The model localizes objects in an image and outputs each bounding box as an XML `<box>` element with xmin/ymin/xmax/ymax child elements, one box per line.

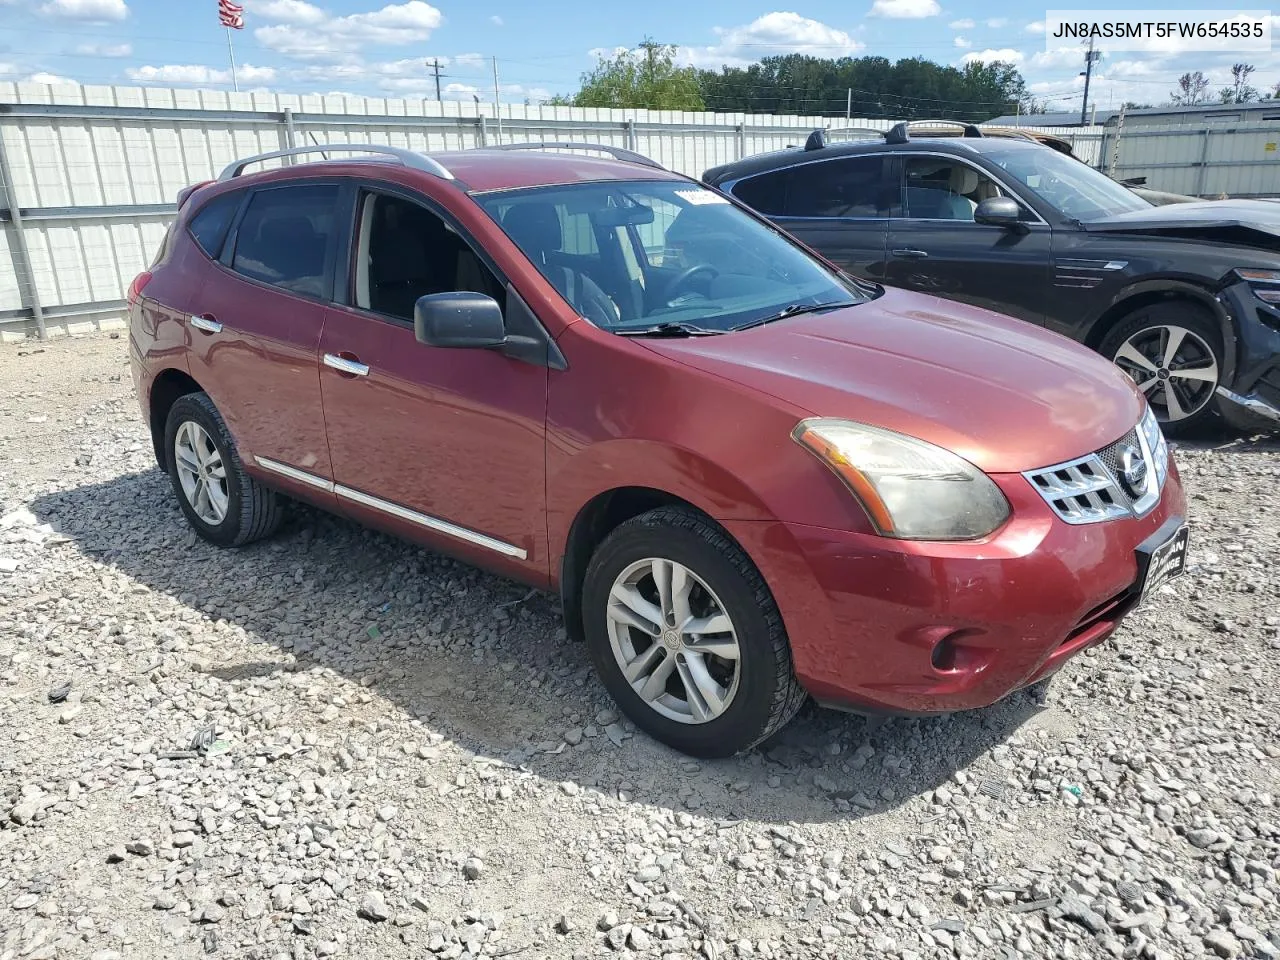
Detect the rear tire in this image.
<box><xmin>1099</xmin><ymin>302</ymin><xmax>1224</xmax><ymax>436</ymax></box>
<box><xmin>581</xmin><ymin>506</ymin><xmax>806</xmax><ymax>758</ymax></box>
<box><xmin>164</xmin><ymin>392</ymin><xmax>283</xmax><ymax>547</ymax></box>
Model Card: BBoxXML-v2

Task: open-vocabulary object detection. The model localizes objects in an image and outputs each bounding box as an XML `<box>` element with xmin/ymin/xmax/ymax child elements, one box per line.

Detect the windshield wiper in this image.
<box><xmin>614</xmin><ymin>322</ymin><xmax>722</xmax><ymax>338</ymax></box>
<box><xmin>732</xmin><ymin>301</ymin><xmax>849</xmax><ymax>332</ymax></box>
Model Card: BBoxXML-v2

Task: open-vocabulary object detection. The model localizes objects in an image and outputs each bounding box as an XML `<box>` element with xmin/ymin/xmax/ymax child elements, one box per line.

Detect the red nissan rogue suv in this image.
<box><xmin>128</xmin><ymin>142</ymin><xmax>1189</xmax><ymax>758</ymax></box>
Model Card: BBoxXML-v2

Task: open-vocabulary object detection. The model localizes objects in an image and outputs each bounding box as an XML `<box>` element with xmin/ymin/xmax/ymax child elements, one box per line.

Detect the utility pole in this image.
<box><xmin>492</xmin><ymin>56</ymin><xmax>503</xmax><ymax>144</ymax></box>
<box><xmin>846</xmin><ymin>88</ymin><xmax>852</xmax><ymax>119</ymax></box>
<box><xmin>426</xmin><ymin>58</ymin><xmax>442</xmax><ymax>100</ymax></box>
<box><xmin>1079</xmin><ymin>36</ymin><xmax>1101</xmax><ymax>126</ymax></box>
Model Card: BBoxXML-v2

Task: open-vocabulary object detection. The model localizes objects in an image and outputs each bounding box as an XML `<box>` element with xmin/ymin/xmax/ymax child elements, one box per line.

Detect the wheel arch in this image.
<box><xmin>1083</xmin><ymin>281</ymin><xmax>1237</xmax><ymax>385</ymax></box>
<box><xmin>148</xmin><ymin>368</ymin><xmax>205</xmax><ymax>468</ymax></box>
<box><xmin>558</xmin><ymin>487</ymin><xmax>738</xmax><ymax>645</ymax></box>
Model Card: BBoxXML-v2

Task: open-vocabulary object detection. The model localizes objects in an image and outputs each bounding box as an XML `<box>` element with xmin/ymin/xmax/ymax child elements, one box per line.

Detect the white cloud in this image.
<box><xmin>488</xmin><ymin>14</ymin><xmax>502</xmax><ymax>26</ymax></box>
<box><xmin>868</xmin><ymin>0</ymin><xmax>940</xmax><ymax>19</ymax></box>
<box><xmin>961</xmin><ymin>47</ymin><xmax>1024</xmax><ymax>64</ymax></box>
<box><xmin>985</xmin><ymin>17</ymin><xmax>1008</xmax><ymax>28</ymax></box>
<box><xmin>126</xmin><ymin>63</ymin><xmax>276</xmax><ymax>85</ymax></box>
<box><xmin>0</xmin><ymin>63</ymin><xmax>18</xmax><ymax>75</ymax></box>
<box><xmin>25</xmin><ymin>71</ymin><xmax>77</xmax><ymax>84</ymax></box>
<box><xmin>953</xmin><ymin>35</ymin><xmax>971</xmax><ymax>49</ymax></box>
<box><xmin>1025</xmin><ymin>20</ymin><xmax>1045</xmax><ymax>34</ymax></box>
<box><xmin>256</xmin><ymin>1</ymin><xmax>443</xmax><ymax>61</ymax></box>
<box><xmin>445</xmin><ymin>81</ymin><xmax>480</xmax><ymax>98</ymax></box>
<box><xmin>949</xmin><ymin>18</ymin><xmax>974</xmax><ymax>29</ymax></box>
<box><xmin>250</xmin><ymin>0</ymin><xmax>325</xmax><ymax>25</ymax></box>
<box><xmin>453</xmin><ymin>52</ymin><xmax>485</xmax><ymax>69</ymax></box>
<box><xmin>1030</xmin><ymin>46</ymin><xmax>1085</xmax><ymax>69</ymax></box>
<box><xmin>75</xmin><ymin>41</ymin><xmax>133</xmax><ymax>57</ymax></box>
<box><xmin>678</xmin><ymin>12</ymin><xmax>863</xmax><ymax>69</ymax></box>
<box><xmin>38</xmin><ymin>0</ymin><xmax>127</xmax><ymax>21</ymax></box>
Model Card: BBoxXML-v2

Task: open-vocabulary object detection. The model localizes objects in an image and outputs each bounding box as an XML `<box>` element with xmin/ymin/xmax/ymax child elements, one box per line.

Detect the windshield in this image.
<box><xmin>476</xmin><ymin>179</ymin><xmax>866</xmax><ymax>333</ymax></box>
<box><xmin>985</xmin><ymin>145</ymin><xmax>1151</xmax><ymax>221</ymax></box>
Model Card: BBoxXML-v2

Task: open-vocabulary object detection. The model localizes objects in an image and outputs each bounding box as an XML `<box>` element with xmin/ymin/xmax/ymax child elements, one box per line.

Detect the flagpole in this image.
<box><xmin>225</xmin><ymin>26</ymin><xmax>239</xmax><ymax>92</ymax></box>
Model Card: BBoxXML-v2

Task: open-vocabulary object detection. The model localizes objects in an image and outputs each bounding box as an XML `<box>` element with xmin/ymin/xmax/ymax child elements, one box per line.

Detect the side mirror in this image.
<box><xmin>414</xmin><ymin>292</ymin><xmax>506</xmax><ymax>349</ymax></box>
<box><xmin>974</xmin><ymin>196</ymin><xmax>1024</xmax><ymax>230</ymax></box>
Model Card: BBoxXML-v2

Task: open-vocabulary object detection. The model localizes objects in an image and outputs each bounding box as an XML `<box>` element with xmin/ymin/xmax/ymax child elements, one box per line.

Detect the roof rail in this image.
<box><xmin>217</xmin><ymin>144</ymin><xmax>454</xmax><ymax>182</ymax></box>
<box><xmin>891</xmin><ymin>119</ymin><xmax>986</xmax><ymax>141</ymax></box>
<box><xmin>481</xmin><ymin>141</ymin><xmax>665</xmax><ymax>170</ymax></box>
<box><xmin>804</xmin><ymin>126</ymin><xmax>891</xmax><ymax>151</ymax></box>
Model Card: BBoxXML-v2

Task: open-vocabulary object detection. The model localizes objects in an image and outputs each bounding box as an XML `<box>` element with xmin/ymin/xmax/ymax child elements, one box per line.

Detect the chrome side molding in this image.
<box><xmin>253</xmin><ymin>457</ymin><xmax>527</xmax><ymax>559</ymax></box>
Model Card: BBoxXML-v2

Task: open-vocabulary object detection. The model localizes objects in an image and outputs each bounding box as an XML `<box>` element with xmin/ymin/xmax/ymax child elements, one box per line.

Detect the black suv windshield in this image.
<box><xmin>476</xmin><ymin>180</ymin><xmax>866</xmax><ymax>333</ymax></box>
<box><xmin>983</xmin><ymin>144</ymin><xmax>1151</xmax><ymax>221</ymax></box>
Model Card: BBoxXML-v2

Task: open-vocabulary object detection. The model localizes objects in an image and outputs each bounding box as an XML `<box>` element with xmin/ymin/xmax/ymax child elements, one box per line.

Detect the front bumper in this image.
<box><xmin>725</xmin><ymin>464</ymin><xmax>1187</xmax><ymax>716</ymax></box>
<box><xmin>1218</xmin><ymin>282</ymin><xmax>1280</xmax><ymax>422</ymax></box>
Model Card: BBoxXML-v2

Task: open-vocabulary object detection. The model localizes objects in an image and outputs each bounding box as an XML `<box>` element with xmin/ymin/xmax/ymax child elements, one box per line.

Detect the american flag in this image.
<box><xmin>218</xmin><ymin>0</ymin><xmax>245</xmax><ymax>29</ymax></box>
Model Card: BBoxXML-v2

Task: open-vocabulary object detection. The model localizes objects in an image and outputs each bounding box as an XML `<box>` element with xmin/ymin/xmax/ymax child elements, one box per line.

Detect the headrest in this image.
<box><xmin>502</xmin><ymin>203</ymin><xmax>562</xmax><ymax>256</ymax></box>
<box><xmin>949</xmin><ymin>166</ymin><xmax>980</xmax><ymax>195</ymax></box>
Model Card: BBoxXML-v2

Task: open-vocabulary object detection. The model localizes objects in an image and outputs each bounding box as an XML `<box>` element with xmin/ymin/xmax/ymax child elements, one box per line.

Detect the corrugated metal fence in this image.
<box><xmin>1099</xmin><ymin>118</ymin><xmax>1280</xmax><ymax>199</ymax></box>
<box><xmin>0</xmin><ymin>82</ymin><xmax>1109</xmax><ymax>340</ymax></box>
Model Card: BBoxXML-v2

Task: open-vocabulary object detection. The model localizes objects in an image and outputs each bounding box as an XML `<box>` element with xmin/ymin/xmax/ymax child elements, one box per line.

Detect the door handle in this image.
<box><xmin>189</xmin><ymin>314</ymin><xmax>222</xmax><ymax>333</ymax></box>
<box><xmin>323</xmin><ymin>353</ymin><xmax>370</xmax><ymax>377</ymax></box>
<box><xmin>891</xmin><ymin>249</ymin><xmax>929</xmax><ymax>260</ymax></box>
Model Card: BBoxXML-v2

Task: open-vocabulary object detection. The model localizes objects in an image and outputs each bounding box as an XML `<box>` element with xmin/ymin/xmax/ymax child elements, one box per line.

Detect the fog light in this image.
<box><xmin>931</xmin><ymin>633</ymin><xmax>959</xmax><ymax>672</ymax></box>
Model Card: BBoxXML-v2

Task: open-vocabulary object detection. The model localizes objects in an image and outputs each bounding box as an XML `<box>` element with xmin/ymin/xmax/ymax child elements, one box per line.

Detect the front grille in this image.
<box><xmin>1095</xmin><ymin>429</ymin><xmax>1142</xmax><ymax>510</ymax></box>
<box><xmin>1024</xmin><ymin>416</ymin><xmax>1165</xmax><ymax>525</ymax></box>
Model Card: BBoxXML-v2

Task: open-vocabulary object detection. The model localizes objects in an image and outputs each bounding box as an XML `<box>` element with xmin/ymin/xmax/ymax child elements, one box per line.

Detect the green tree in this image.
<box><xmin>1170</xmin><ymin>71</ymin><xmax>1210</xmax><ymax>106</ymax></box>
<box><xmin>692</xmin><ymin>53</ymin><xmax>1030</xmax><ymax>121</ymax></box>
<box><xmin>570</xmin><ymin>40</ymin><xmax>704</xmax><ymax>110</ymax></box>
<box><xmin>1217</xmin><ymin>63</ymin><xmax>1260</xmax><ymax>104</ymax></box>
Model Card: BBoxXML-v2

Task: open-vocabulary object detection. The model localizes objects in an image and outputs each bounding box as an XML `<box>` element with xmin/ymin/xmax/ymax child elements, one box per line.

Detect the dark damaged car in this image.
<box><xmin>702</xmin><ymin>127</ymin><xmax>1280</xmax><ymax>433</ymax></box>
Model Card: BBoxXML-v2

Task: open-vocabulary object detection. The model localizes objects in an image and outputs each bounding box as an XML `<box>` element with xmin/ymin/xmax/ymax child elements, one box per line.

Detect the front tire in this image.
<box><xmin>164</xmin><ymin>392</ymin><xmax>283</xmax><ymax>547</ymax></box>
<box><xmin>1099</xmin><ymin>303</ymin><xmax>1223</xmax><ymax>435</ymax></box>
<box><xmin>581</xmin><ymin>507</ymin><xmax>806</xmax><ymax>758</ymax></box>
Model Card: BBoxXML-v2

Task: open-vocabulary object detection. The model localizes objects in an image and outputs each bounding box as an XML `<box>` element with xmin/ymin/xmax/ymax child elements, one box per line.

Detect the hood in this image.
<box><xmin>1083</xmin><ymin>199</ymin><xmax>1280</xmax><ymax>249</ymax></box>
<box><xmin>642</xmin><ymin>292</ymin><xmax>1144</xmax><ymax>474</ymax></box>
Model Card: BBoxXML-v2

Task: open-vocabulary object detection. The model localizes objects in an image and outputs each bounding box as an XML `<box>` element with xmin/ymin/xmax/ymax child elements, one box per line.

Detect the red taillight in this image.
<box><xmin>127</xmin><ymin>271</ymin><xmax>153</xmax><ymax>305</ymax></box>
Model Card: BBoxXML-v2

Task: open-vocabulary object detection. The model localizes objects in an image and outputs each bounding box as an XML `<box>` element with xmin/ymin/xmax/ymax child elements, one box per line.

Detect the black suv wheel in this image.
<box><xmin>1100</xmin><ymin>302</ymin><xmax>1224</xmax><ymax>434</ymax></box>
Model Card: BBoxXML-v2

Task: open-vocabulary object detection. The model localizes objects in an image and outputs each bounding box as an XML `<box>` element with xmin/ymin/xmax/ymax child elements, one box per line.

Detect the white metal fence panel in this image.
<box><xmin>3</xmin><ymin>79</ymin><xmax>1256</xmax><ymax>341</ymax></box>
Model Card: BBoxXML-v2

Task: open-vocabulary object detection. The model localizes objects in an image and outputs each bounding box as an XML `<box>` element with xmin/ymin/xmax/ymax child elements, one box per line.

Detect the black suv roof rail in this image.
<box><xmin>802</xmin><ymin>124</ymin><xmax>910</xmax><ymax>151</ymax></box>
<box><xmin>218</xmin><ymin>144</ymin><xmax>455</xmax><ymax>182</ymax></box>
<box><xmin>889</xmin><ymin>119</ymin><xmax>986</xmax><ymax>141</ymax></box>
<box><xmin>480</xmin><ymin>141</ymin><xmax>665</xmax><ymax>170</ymax></box>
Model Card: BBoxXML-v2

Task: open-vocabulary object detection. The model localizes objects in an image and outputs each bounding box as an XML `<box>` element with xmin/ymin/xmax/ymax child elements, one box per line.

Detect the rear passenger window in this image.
<box><xmin>231</xmin><ymin>184</ymin><xmax>340</xmax><ymax>297</ymax></box>
<box><xmin>785</xmin><ymin>157</ymin><xmax>887</xmax><ymax>218</ymax></box>
<box><xmin>732</xmin><ymin>171</ymin><xmax>789</xmax><ymax>216</ymax></box>
<box><xmin>188</xmin><ymin>191</ymin><xmax>243</xmax><ymax>258</ymax></box>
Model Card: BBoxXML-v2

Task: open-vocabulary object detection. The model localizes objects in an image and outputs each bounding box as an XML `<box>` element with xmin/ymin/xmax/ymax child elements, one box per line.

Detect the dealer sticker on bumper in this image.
<box><xmin>1136</xmin><ymin>522</ymin><xmax>1189</xmax><ymax>604</ymax></box>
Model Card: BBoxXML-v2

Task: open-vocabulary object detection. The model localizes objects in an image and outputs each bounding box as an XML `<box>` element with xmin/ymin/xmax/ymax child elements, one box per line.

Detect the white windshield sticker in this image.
<box><xmin>675</xmin><ymin>189</ymin><xmax>728</xmax><ymax>205</ymax></box>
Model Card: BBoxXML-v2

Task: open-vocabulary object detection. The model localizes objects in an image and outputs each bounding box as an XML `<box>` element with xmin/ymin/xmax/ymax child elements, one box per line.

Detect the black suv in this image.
<box><xmin>703</xmin><ymin>123</ymin><xmax>1280</xmax><ymax>433</ymax></box>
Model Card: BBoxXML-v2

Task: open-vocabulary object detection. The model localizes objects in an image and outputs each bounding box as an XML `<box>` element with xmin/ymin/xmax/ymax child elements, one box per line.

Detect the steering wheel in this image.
<box><xmin>664</xmin><ymin>264</ymin><xmax>719</xmax><ymax>301</ymax></box>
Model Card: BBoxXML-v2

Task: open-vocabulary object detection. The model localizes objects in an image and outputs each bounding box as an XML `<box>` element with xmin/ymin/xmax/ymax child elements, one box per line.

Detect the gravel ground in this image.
<box><xmin>2</xmin><ymin>333</ymin><xmax>1279</xmax><ymax>960</ymax></box>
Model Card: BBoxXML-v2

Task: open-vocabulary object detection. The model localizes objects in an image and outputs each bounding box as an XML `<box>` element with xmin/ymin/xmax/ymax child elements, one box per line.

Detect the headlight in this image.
<box><xmin>1235</xmin><ymin>268</ymin><xmax>1280</xmax><ymax>304</ymax></box>
<box><xmin>792</xmin><ymin>418</ymin><xmax>1011</xmax><ymax>540</ymax></box>
<box><xmin>1139</xmin><ymin>403</ymin><xmax>1169</xmax><ymax>490</ymax></box>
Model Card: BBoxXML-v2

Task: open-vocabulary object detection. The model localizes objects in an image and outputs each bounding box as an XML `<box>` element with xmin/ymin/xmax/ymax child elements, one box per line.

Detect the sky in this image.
<box><xmin>1</xmin><ymin>0</ymin><xmax>1279</xmax><ymax>116</ymax></box>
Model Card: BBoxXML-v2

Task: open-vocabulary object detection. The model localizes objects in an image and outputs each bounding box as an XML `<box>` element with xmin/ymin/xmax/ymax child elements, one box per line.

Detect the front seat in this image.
<box><xmin>501</xmin><ymin>203</ymin><xmax>619</xmax><ymax>326</ymax></box>
<box><xmin>943</xmin><ymin>166</ymin><xmax>980</xmax><ymax>220</ymax></box>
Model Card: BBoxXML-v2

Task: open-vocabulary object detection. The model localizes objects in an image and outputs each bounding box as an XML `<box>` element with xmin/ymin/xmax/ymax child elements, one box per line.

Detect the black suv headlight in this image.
<box><xmin>1235</xmin><ymin>269</ymin><xmax>1280</xmax><ymax>305</ymax></box>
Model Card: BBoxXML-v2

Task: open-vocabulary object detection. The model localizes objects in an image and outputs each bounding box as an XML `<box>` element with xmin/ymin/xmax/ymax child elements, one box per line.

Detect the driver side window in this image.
<box><xmin>902</xmin><ymin>158</ymin><xmax>1002</xmax><ymax>222</ymax></box>
<box><xmin>354</xmin><ymin>192</ymin><xmax>505</xmax><ymax>323</ymax></box>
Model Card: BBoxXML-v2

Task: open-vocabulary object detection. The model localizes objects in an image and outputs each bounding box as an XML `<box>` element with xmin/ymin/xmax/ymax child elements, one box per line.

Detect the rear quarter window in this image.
<box><xmin>188</xmin><ymin>191</ymin><xmax>244</xmax><ymax>258</ymax></box>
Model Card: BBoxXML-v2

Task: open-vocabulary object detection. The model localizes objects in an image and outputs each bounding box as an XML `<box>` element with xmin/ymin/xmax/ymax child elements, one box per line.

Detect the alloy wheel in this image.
<box><xmin>1112</xmin><ymin>323</ymin><xmax>1219</xmax><ymax>423</ymax></box>
<box><xmin>605</xmin><ymin>557</ymin><xmax>741</xmax><ymax>725</ymax></box>
<box><xmin>174</xmin><ymin>420</ymin><xmax>229</xmax><ymax>525</ymax></box>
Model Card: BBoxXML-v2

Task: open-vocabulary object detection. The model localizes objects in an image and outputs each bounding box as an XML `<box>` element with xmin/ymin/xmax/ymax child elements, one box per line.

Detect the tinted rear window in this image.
<box><xmin>231</xmin><ymin>184</ymin><xmax>340</xmax><ymax>297</ymax></box>
<box><xmin>188</xmin><ymin>191</ymin><xmax>243</xmax><ymax>258</ymax></box>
